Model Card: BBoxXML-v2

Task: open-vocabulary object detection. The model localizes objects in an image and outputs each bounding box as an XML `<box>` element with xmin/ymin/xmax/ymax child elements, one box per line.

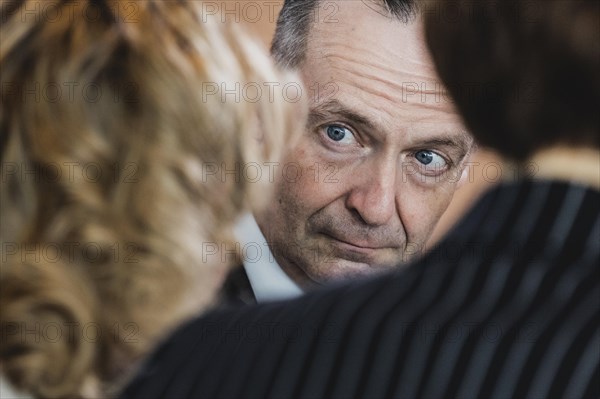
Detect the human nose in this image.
<box><xmin>344</xmin><ymin>157</ymin><xmax>397</xmax><ymax>226</ymax></box>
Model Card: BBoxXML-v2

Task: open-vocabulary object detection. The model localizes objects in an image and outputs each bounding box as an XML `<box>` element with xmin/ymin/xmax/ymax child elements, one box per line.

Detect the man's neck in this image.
<box><xmin>526</xmin><ymin>146</ymin><xmax>600</xmax><ymax>190</ymax></box>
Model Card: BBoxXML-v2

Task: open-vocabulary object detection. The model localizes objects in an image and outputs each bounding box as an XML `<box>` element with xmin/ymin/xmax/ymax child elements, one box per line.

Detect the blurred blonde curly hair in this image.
<box><xmin>0</xmin><ymin>0</ymin><xmax>304</xmax><ymax>397</ymax></box>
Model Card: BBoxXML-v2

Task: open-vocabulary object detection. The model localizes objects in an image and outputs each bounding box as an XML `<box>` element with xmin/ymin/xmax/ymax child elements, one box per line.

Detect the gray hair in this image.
<box><xmin>271</xmin><ymin>0</ymin><xmax>418</xmax><ymax>68</ymax></box>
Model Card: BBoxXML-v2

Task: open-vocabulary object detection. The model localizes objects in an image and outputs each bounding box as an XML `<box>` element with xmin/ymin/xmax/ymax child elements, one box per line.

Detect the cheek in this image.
<box><xmin>279</xmin><ymin>142</ymin><xmax>345</xmax><ymax>216</ymax></box>
<box><xmin>259</xmin><ymin>152</ymin><xmax>322</xmax><ymax>237</ymax></box>
<box><xmin>399</xmin><ymin>184</ymin><xmax>456</xmax><ymax>238</ymax></box>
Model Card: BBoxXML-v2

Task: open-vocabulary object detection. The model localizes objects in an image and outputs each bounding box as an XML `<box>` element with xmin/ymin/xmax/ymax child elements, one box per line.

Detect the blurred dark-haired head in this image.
<box><xmin>424</xmin><ymin>0</ymin><xmax>599</xmax><ymax>161</ymax></box>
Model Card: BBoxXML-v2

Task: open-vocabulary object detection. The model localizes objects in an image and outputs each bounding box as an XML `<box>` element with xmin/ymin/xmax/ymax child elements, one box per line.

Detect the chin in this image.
<box><xmin>306</xmin><ymin>259</ymin><xmax>382</xmax><ymax>284</ymax></box>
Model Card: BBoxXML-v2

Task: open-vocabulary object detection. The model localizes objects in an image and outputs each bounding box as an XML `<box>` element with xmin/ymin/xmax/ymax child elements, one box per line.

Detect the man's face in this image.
<box><xmin>257</xmin><ymin>1</ymin><xmax>472</xmax><ymax>286</ymax></box>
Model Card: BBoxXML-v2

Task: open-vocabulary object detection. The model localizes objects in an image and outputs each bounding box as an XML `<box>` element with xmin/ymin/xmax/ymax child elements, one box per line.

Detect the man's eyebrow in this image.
<box><xmin>414</xmin><ymin>135</ymin><xmax>473</xmax><ymax>157</ymax></box>
<box><xmin>308</xmin><ymin>99</ymin><xmax>376</xmax><ymax>131</ymax></box>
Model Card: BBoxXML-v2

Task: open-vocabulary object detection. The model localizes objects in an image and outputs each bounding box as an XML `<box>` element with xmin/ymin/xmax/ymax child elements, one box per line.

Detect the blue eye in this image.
<box><xmin>415</xmin><ymin>150</ymin><xmax>448</xmax><ymax>170</ymax></box>
<box><xmin>415</xmin><ymin>151</ymin><xmax>434</xmax><ymax>165</ymax></box>
<box><xmin>320</xmin><ymin>124</ymin><xmax>359</xmax><ymax>151</ymax></box>
<box><xmin>326</xmin><ymin>125</ymin><xmax>350</xmax><ymax>142</ymax></box>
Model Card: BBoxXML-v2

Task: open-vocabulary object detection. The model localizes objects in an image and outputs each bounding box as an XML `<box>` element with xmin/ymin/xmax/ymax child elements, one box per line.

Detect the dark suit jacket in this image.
<box><xmin>216</xmin><ymin>265</ymin><xmax>257</xmax><ymax>308</ymax></box>
<box><xmin>121</xmin><ymin>180</ymin><xmax>599</xmax><ymax>398</ymax></box>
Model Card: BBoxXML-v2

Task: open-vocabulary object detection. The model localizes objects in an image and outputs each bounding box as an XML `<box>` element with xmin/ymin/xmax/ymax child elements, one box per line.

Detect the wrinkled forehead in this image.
<box><xmin>301</xmin><ymin>1</ymin><xmax>464</xmax><ymax>141</ymax></box>
<box><xmin>306</xmin><ymin>0</ymin><xmax>426</xmax><ymax>64</ymax></box>
<box><xmin>302</xmin><ymin>1</ymin><xmax>461</xmax><ymax>134</ymax></box>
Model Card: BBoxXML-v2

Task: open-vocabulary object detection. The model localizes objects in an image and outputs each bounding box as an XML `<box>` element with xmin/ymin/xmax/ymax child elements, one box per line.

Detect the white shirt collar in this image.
<box><xmin>233</xmin><ymin>213</ymin><xmax>303</xmax><ymax>303</ymax></box>
<box><xmin>1</xmin><ymin>374</ymin><xmax>32</xmax><ymax>399</ymax></box>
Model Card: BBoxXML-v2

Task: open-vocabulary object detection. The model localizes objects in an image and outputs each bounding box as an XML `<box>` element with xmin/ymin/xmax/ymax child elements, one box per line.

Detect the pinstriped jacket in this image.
<box><xmin>121</xmin><ymin>179</ymin><xmax>599</xmax><ymax>399</ymax></box>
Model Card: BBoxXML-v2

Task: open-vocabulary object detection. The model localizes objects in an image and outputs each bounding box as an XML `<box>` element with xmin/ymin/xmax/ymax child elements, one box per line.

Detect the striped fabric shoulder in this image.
<box><xmin>120</xmin><ymin>180</ymin><xmax>599</xmax><ymax>399</ymax></box>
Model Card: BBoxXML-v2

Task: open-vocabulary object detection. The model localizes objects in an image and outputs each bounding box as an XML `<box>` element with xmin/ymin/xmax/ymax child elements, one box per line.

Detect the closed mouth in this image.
<box><xmin>321</xmin><ymin>232</ymin><xmax>387</xmax><ymax>252</ymax></box>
